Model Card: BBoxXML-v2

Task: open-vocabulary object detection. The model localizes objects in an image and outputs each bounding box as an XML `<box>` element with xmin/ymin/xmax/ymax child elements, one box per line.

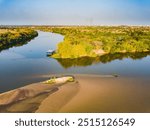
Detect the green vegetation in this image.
<box><xmin>55</xmin><ymin>52</ymin><xmax>150</xmax><ymax>68</ymax></box>
<box><xmin>43</xmin><ymin>77</ymin><xmax>56</xmax><ymax>84</ymax></box>
<box><xmin>0</xmin><ymin>28</ymin><xmax>38</xmax><ymax>51</ymax></box>
<box><xmin>38</xmin><ymin>26</ymin><xmax>150</xmax><ymax>59</ymax></box>
<box><xmin>43</xmin><ymin>76</ymin><xmax>74</xmax><ymax>84</ymax></box>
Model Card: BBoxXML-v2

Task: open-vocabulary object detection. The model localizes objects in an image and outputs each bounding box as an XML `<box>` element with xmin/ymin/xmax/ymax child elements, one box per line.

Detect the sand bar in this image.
<box><xmin>0</xmin><ymin>74</ymin><xmax>150</xmax><ymax>113</ymax></box>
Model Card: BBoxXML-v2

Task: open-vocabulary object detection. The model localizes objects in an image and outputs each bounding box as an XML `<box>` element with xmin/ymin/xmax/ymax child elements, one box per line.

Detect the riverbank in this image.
<box><xmin>0</xmin><ymin>28</ymin><xmax>38</xmax><ymax>51</ymax></box>
<box><xmin>36</xmin><ymin>26</ymin><xmax>150</xmax><ymax>59</ymax></box>
<box><xmin>0</xmin><ymin>74</ymin><xmax>150</xmax><ymax>113</ymax></box>
<box><xmin>0</xmin><ymin>76</ymin><xmax>76</xmax><ymax>112</ymax></box>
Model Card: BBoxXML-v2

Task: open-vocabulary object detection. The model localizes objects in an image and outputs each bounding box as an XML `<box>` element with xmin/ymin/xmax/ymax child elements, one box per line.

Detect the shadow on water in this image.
<box><xmin>55</xmin><ymin>52</ymin><xmax>150</xmax><ymax>69</ymax></box>
<box><xmin>0</xmin><ymin>41</ymin><xmax>27</xmax><ymax>52</ymax></box>
<box><xmin>0</xmin><ymin>37</ymin><xmax>37</xmax><ymax>53</ymax></box>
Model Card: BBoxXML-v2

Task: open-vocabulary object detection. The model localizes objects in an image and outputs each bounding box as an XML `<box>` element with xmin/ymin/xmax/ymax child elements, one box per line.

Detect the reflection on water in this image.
<box><xmin>55</xmin><ymin>52</ymin><xmax>150</xmax><ymax>68</ymax></box>
<box><xmin>0</xmin><ymin>31</ymin><xmax>150</xmax><ymax>113</ymax></box>
<box><xmin>0</xmin><ymin>39</ymin><xmax>34</xmax><ymax>53</ymax></box>
<box><xmin>0</xmin><ymin>31</ymin><xmax>150</xmax><ymax>93</ymax></box>
<box><xmin>0</xmin><ymin>31</ymin><xmax>64</xmax><ymax>93</ymax></box>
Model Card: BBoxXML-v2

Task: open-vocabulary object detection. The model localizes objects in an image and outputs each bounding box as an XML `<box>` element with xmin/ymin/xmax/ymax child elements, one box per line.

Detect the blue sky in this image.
<box><xmin>0</xmin><ymin>0</ymin><xmax>150</xmax><ymax>25</ymax></box>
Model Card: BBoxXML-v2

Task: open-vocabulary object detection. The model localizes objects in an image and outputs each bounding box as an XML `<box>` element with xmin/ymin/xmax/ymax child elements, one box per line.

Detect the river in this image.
<box><xmin>0</xmin><ymin>31</ymin><xmax>150</xmax><ymax>93</ymax></box>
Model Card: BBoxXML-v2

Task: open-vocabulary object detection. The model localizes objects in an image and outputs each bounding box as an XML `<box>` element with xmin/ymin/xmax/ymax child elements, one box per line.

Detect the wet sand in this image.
<box><xmin>0</xmin><ymin>74</ymin><xmax>150</xmax><ymax>113</ymax></box>
<box><xmin>60</xmin><ymin>75</ymin><xmax>150</xmax><ymax>113</ymax></box>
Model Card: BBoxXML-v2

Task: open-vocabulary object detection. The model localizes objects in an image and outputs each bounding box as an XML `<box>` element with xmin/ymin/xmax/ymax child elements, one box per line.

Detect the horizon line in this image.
<box><xmin>0</xmin><ymin>24</ymin><xmax>150</xmax><ymax>27</ymax></box>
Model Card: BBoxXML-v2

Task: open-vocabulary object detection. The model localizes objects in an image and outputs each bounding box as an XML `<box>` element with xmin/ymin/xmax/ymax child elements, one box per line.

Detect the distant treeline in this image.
<box><xmin>0</xmin><ymin>28</ymin><xmax>38</xmax><ymax>51</ymax></box>
<box><xmin>37</xmin><ymin>26</ymin><xmax>150</xmax><ymax>59</ymax></box>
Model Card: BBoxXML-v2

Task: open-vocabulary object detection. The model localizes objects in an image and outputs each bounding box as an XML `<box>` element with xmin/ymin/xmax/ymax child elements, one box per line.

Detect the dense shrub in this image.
<box><xmin>38</xmin><ymin>26</ymin><xmax>150</xmax><ymax>58</ymax></box>
<box><xmin>0</xmin><ymin>28</ymin><xmax>38</xmax><ymax>51</ymax></box>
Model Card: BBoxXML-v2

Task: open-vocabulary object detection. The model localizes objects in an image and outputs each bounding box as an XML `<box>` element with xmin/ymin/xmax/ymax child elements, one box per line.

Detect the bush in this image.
<box><xmin>39</xmin><ymin>26</ymin><xmax>150</xmax><ymax>58</ymax></box>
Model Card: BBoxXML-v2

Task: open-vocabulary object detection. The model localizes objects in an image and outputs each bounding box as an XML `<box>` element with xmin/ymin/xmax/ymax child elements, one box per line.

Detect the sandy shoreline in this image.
<box><xmin>0</xmin><ymin>74</ymin><xmax>150</xmax><ymax>113</ymax></box>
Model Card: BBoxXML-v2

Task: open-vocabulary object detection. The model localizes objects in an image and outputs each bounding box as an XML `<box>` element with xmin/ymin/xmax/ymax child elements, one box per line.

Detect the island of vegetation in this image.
<box><xmin>0</xmin><ymin>28</ymin><xmax>38</xmax><ymax>51</ymax></box>
<box><xmin>38</xmin><ymin>26</ymin><xmax>150</xmax><ymax>59</ymax></box>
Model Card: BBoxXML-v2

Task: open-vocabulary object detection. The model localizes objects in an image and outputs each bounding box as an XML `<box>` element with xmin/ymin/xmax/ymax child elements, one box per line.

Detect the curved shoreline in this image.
<box><xmin>0</xmin><ymin>76</ymin><xmax>79</xmax><ymax>112</ymax></box>
<box><xmin>0</xmin><ymin>74</ymin><xmax>114</xmax><ymax>112</ymax></box>
<box><xmin>37</xmin><ymin>26</ymin><xmax>150</xmax><ymax>59</ymax></box>
<box><xmin>0</xmin><ymin>29</ymin><xmax>38</xmax><ymax>52</ymax></box>
<box><xmin>0</xmin><ymin>74</ymin><xmax>150</xmax><ymax>113</ymax></box>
